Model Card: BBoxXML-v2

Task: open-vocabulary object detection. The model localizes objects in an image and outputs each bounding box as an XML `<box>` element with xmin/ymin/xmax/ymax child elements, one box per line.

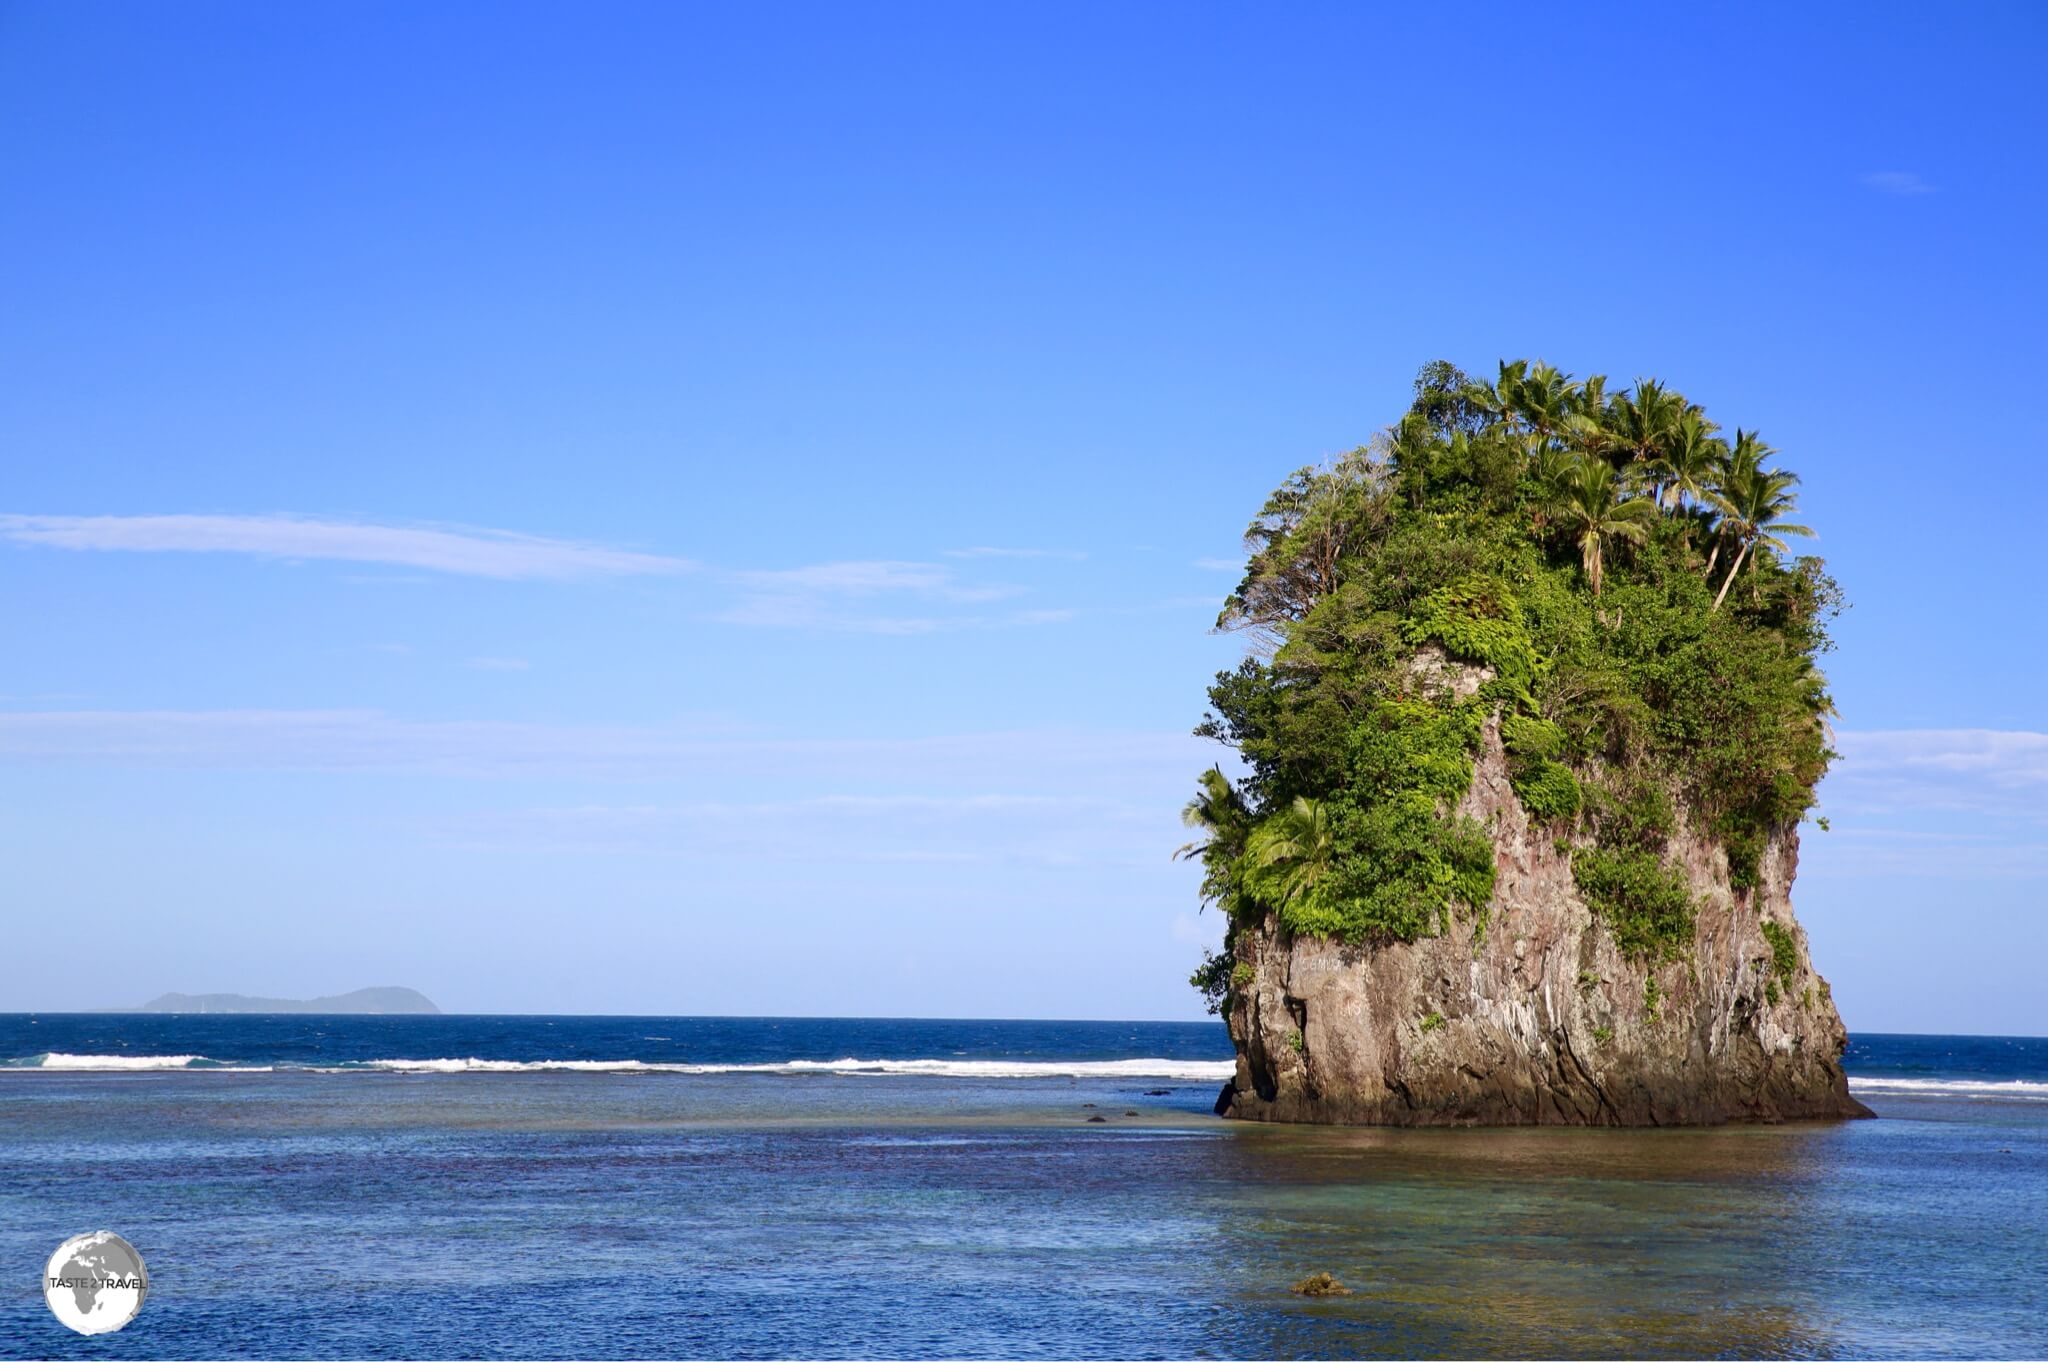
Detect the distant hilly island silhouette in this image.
<box><xmin>133</xmin><ymin>986</ymin><xmax>440</xmax><ymax>1015</ymax></box>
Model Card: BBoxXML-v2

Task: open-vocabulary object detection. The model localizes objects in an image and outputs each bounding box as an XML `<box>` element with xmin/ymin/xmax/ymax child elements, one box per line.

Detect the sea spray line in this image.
<box><xmin>1844</xmin><ymin>1076</ymin><xmax>2048</xmax><ymax>1100</ymax></box>
<box><xmin>9</xmin><ymin>1053</ymin><xmax>227</xmax><ymax>1071</ymax></box>
<box><xmin>12</xmin><ymin>1054</ymin><xmax>2047</xmax><ymax>1097</ymax></box>
<box><xmin>357</xmin><ymin>1057</ymin><xmax>1240</xmax><ymax>1078</ymax></box>
<box><xmin>6</xmin><ymin>1052</ymin><xmax>1237</xmax><ymax>1080</ymax></box>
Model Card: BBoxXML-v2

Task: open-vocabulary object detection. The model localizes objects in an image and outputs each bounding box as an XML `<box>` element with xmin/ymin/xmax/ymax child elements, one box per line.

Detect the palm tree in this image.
<box><xmin>1657</xmin><ymin>408</ymin><xmax>1724</xmax><ymax>514</ymax></box>
<box><xmin>1562</xmin><ymin>406</ymin><xmax>1614</xmax><ymax>466</ymax></box>
<box><xmin>1607</xmin><ymin>379</ymin><xmax>1682</xmax><ymax>477</ymax></box>
<box><xmin>1554</xmin><ymin>455</ymin><xmax>1657</xmax><ymax>597</ymax></box>
<box><xmin>1528</xmin><ymin>440</ymin><xmax>1580</xmax><ymax>496</ymax></box>
<box><xmin>1574</xmin><ymin>372</ymin><xmax>1613</xmax><ymax>423</ymax></box>
<box><xmin>1459</xmin><ymin>359</ymin><xmax>1525</xmax><ymax>432</ymax></box>
<box><xmin>1513</xmin><ymin>362</ymin><xmax>1582</xmax><ymax>445</ymax></box>
<box><xmin>1522</xmin><ymin>438</ymin><xmax>1577</xmax><ymax>534</ymax></box>
<box><xmin>1174</xmin><ymin>767</ymin><xmax>1250</xmax><ymax>915</ymax></box>
<box><xmin>1706</xmin><ymin>442</ymin><xmax>1813</xmax><ymax>610</ymax></box>
<box><xmin>1248</xmin><ymin>796</ymin><xmax>1337</xmax><ymax>910</ymax></box>
<box><xmin>1700</xmin><ymin>430</ymin><xmax>1766</xmax><ymax>577</ymax></box>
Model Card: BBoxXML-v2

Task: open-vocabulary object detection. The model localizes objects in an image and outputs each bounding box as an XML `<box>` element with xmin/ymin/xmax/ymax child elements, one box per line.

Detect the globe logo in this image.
<box><xmin>43</xmin><ymin>1231</ymin><xmax>148</xmax><ymax>1335</ymax></box>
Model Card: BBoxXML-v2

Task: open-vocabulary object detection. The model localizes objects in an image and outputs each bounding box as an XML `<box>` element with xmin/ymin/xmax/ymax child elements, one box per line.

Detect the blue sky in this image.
<box><xmin>2</xmin><ymin>2</ymin><xmax>2043</xmax><ymax>1029</ymax></box>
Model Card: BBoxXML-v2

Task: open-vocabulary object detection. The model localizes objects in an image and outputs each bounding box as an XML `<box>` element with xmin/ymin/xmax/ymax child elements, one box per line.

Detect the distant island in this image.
<box><xmin>135</xmin><ymin>986</ymin><xmax>441</xmax><ymax>1015</ymax></box>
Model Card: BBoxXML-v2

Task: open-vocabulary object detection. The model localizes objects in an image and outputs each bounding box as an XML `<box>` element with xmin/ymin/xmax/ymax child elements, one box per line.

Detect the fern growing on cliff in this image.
<box><xmin>1189</xmin><ymin>360</ymin><xmax>1840</xmax><ymax>985</ymax></box>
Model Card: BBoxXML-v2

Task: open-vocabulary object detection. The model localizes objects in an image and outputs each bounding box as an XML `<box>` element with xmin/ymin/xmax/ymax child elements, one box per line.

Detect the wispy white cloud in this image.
<box><xmin>1860</xmin><ymin>170</ymin><xmax>1936</xmax><ymax>196</ymax></box>
<box><xmin>1816</xmin><ymin>729</ymin><xmax>2048</xmax><ymax>879</ymax></box>
<box><xmin>714</xmin><ymin>557</ymin><xmax>1053</xmax><ymax>632</ymax></box>
<box><xmin>0</xmin><ymin>513</ymin><xmax>694</xmax><ymax>581</ymax></box>
<box><xmin>1825</xmin><ymin>729</ymin><xmax>2048</xmax><ymax>819</ymax></box>
<box><xmin>1836</xmin><ymin>728</ymin><xmax>2048</xmax><ymax>783</ymax></box>
<box><xmin>0</xmin><ymin>512</ymin><xmax>1081</xmax><ymax>634</ymax></box>
<box><xmin>0</xmin><ymin>708</ymin><xmax>1225</xmax><ymax>869</ymax></box>
<box><xmin>943</xmin><ymin>546</ymin><xmax>1087</xmax><ymax>561</ymax></box>
<box><xmin>1193</xmin><ymin>557</ymin><xmax>1241</xmax><ymax>572</ymax></box>
<box><xmin>706</xmin><ymin>599</ymin><xmax>953</xmax><ymax>634</ymax></box>
<box><xmin>0</xmin><ymin>709</ymin><xmax>729</xmax><ymax>778</ymax></box>
<box><xmin>0</xmin><ymin>707</ymin><xmax>1236</xmax><ymax>894</ymax></box>
<box><xmin>7</xmin><ymin>712</ymin><xmax>2026</xmax><ymax>831</ymax></box>
<box><xmin>434</xmin><ymin>792</ymin><xmax>1164</xmax><ymax>866</ymax></box>
<box><xmin>1802</xmin><ymin>829</ymin><xmax>2048</xmax><ymax>879</ymax></box>
<box><xmin>0</xmin><ymin>708</ymin><xmax>1210</xmax><ymax>789</ymax></box>
<box><xmin>711</xmin><ymin>605</ymin><xmax>1076</xmax><ymax>635</ymax></box>
<box><xmin>726</xmin><ymin>559</ymin><xmax>1020</xmax><ymax>603</ymax></box>
<box><xmin>729</xmin><ymin>560</ymin><xmax>961</xmax><ymax>596</ymax></box>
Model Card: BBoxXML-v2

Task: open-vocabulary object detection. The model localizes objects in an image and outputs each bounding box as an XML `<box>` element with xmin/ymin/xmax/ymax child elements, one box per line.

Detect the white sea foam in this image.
<box><xmin>354</xmin><ymin>1056</ymin><xmax>1239</xmax><ymax>1080</ymax></box>
<box><xmin>10</xmin><ymin>1053</ymin><xmax>248</xmax><ymax>1071</ymax></box>
<box><xmin>357</xmin><ymin>1057</ymin><xmax>657</xmax><ymax>1074</ymax></box>
<box><xmin>13</xmin><ymin>1057</ymin><xmax>2041</xmax><ymax>1095</ymax></box>
<box><xmin>1849</xmin><ymin>1076</ymin><xmax>2048</xmax><ymax>1101</ymax></box>
<box><xmin>5</xmin><ymin>1052</ymin><xmax>1232</xmax><ymax>1078</ymax></box>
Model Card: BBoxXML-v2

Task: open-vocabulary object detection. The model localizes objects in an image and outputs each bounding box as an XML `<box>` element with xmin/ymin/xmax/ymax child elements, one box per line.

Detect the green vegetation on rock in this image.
<box><xmin>1184</xmin><ymin>360</ymin><xmax>1840</xmax><ymax>1005</ymax></box>
<box><xmin>1760</xmin><ymin>920</ymin><xmax>1799</xmax><ymax>982</ymax></box>
<box><xmin>1503</xmin><ymin>714</ymin><xmax>1581</xmax><ymax>822</ymax></box>
<box><xmin>1571</xmin><ymin>845</ymin><xmax>1696</xmax><ymax>962</ymax></box>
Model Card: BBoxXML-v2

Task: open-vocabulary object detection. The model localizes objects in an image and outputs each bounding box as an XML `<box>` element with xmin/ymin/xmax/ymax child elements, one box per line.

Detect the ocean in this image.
<box><xmin>2</xmin><ymin>1016</ymin><xmax>2043</xmax><ymax>1359</ymax></box>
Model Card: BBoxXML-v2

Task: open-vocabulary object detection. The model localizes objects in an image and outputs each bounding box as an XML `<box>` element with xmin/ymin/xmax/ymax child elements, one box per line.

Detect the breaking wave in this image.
<box><xmin>16</xmin><ymin>1058</ymin><xmax>2048</xmax><ymax>1096</ymax></box>
<box><xmin>6</xmin><ymin>1053</ymin><xmax>1234</xmax><ymax>1080</ymax></box>
<box><xmin>1848</xmin><ymin>1076</ymin><xmax>2048</xmax><ymax>1101</ymax></box>
<box><xmin>5</xmin><ymin>1053</ymin><xmax>272</xmax><ymax>1071</ymax></box>
<box><xmin>353</xmin><ymin>1057</ymin><xmax>1238</xmax><ymax>1079</ymax></box>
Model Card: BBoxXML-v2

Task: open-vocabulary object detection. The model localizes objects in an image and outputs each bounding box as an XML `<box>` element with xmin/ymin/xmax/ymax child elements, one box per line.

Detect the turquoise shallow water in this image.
<box><xmin>2</xmin><ymin>1017</ymin><xmax>2044</xmax><ymax>1358</ymax></box>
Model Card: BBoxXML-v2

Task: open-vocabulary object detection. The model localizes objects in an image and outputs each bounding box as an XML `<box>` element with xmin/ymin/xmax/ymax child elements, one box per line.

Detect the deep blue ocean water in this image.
<box><xmin>2</xmin><ymin>1016</ymin><xmax>2044</xmax><ymax>1359</ymax></box>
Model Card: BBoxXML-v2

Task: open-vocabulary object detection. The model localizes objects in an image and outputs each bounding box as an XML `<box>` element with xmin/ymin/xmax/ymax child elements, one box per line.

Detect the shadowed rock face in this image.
<box><xmin>1216</xmin><ymin>714</ymin><xmax>1870</xmax><ymax>1127</ymax></box>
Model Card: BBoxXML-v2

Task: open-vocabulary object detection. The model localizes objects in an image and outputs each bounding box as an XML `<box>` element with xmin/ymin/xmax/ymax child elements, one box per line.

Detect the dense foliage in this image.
<box><xmin>1187</xmin><ymin>360</ymin><xmax>1840</xmax><ymax>1011</ymax></box>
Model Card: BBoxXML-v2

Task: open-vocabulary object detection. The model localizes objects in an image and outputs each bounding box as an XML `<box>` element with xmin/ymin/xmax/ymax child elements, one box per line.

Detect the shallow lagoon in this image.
<box><xmin>2</xmin><ymin>1019</ymin><xmax>2043</xmax><ymax>1358</ymax></box>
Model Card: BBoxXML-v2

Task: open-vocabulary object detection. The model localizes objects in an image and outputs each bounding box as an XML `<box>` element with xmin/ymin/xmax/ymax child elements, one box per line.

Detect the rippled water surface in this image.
<box><xmin>2</xmin><ymin>1017</ymin><xmax>2043</xmax><ymax>1358</ymax></box>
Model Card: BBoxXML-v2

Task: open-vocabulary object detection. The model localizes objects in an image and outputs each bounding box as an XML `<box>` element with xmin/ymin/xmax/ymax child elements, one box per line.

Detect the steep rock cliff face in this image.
<box><xmin>1217</xmin><ymin>711</ymin><xmax>1868</xmax><ymax>1126</ymax></box>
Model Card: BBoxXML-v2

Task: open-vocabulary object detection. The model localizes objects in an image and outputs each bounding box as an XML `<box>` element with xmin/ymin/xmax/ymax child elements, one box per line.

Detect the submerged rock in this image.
<box><xmin>1290</xmin><ymin>1272</ymin><xmax>1350</xmax><ymax>1297</ymax></box>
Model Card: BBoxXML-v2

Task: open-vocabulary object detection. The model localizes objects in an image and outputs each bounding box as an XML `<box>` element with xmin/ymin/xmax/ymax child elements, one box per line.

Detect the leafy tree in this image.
<box><xmin>1215</xmin><ymin>453</ymin><xmax>1390</xmax><ymax>651</ymax></box>
<box><xmin>1410</xmin><ymin>360</ymin><xmax>1486</xmax><ymax>437</ymax></box>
